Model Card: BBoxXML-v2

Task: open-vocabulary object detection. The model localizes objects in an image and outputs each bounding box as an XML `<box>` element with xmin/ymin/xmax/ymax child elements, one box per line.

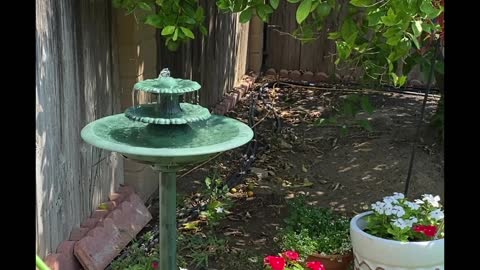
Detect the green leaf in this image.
<box><xmin>205</xmin><ymin>177</ymin><xmax>212</xmax><ymax>189</ymax></box>
<box><xmin>420</xmin><ymin>0</ymin><xmax>442</xmax><ymax>19</ymax></box>
<box><xmin>435</xmin><ymin>61</ymin><xmax>444</xmax><ymax>75</ymax></box>
<box><xmin>240</xmin><ymin>8</ymin><xmax>253</xmax><ymax>23</ymax></box>
<box><xmin>287</xmin><ymin>0</ymin><xmax>301</xmax><ymax>3</ymax></box>
<box><xmin>336</xmin><ymin>41</ymin><xmax>351</xmax><ymax>59</ymax></box>
<box><xmin>406</xmin><ymin>32</ymin><xmax>420</xmax><ymax>49</ymax></box>
<box><xmin>180</xmin><ymin>27</ymin><xmax>195</xmax><ymax>39</ymax></box>
<box><xmin>360</xmin><ymin>96</ymin><xmax>374</xmax><ymax>114</ymax></box>
<box><xmin>390</xmin><ymin>72</ymin><xmax>399</xmax><ymax>86</ymax></box>
<box><xmin>358</xmin><ymin>119</ymin><xmax>373</xmax><ymax>132</ymax></box>
<box><xmin>145</xmin><ymin>15</ymin><xmax>162</xmax><ymax>28</ymax></box>
<box><xmin>315</xmin><ymin>118</ymin><xmax>327</xmax><ymax>126</ymax></box>
<box><xmin>296</xmin><ymin>0</ymin><xmax>312</xmax><ymax>24</ymax></box>
<box><xmin>381</xmin><ymin>8</ymin><xmax>398</xmax><ymax>26</ymax></box>
<box><xmin>270</xmin><ymin>0</ymin><xmax>280</xmax><ymax>9</ymax></box>
<box><xmin>316</xmin><ymin>2</ymin><xmax>331</xmax><ymax>17</ymax></box>
<box><xmin>257</xmin><ymin>4</ymin><xmax>274</xmax><ymax>22</ymax></box>
<box><xmin>340</xmin><ymin>18</ymin><xmax>358</xmax><ymax>45</ymax></box>
<box><xmin>173</xmin><ymin>28</ymin><xmax>179</xmax><ymax>41</ymax></box>
<box><xmin>397</xmin><ymin>75</ymin><xmax>407</xmax><ymax>86</ymax></box>
<box><xmin>368</xmin><ymin>8</ymin><xmax>384</xmax><ymax>26</ymax></box>
<box><xmin>199</xmin><ymin>25</ymin><xmax>208</xmax><ymax>36</ymax></box>
<box><xmin>328</xmin><ymin>32</ymin><xmax>340</xmax><ymax>40</ymax></box>
<box><xmin>161</xmin><ymin>26</ymin><xmax>176</xmax><ymax>36</ymax></box>
<box><xmin>350</xmin><ymin>0</ymin><xmax>374</xmax><ymax>7</ymax></box>
<box><xmin>412</xmin><ymin>20</ymin><xmax>422</xmax><ymax>37</ymax></box>
<box><xmin>138</xmin><ymin>2</ymin><xmax>152</xmax><ymax>11</ymax></box>
<box><xmin>195</xmin><ymin>7</ymin><xmax>205</xmax><ymax>22</ymax></box>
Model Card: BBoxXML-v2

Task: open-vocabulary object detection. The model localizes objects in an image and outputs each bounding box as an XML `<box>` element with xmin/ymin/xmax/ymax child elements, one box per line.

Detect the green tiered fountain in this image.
<box><xmin>81</xmin><ymin>68</ymin><xmax>253</xmax><ymax>270</ymax></box>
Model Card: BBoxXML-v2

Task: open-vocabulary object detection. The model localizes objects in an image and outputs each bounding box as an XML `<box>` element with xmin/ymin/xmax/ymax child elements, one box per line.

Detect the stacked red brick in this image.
<box><xmin>42</xmin><ymin>185</ymin><xmax>152</xmax><ymax>270</ymax></box>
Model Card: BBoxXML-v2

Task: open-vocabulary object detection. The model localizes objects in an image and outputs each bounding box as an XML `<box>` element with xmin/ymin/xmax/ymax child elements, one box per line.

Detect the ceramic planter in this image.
<box><xmin>306</xmin><ymin>252</ymin><xmax>353</xmax><ymax>270</ymax></box>
<box><xmin>350</xmin><ymin>211</ymin><xmax>444</xmax><ymax>270</ymax></box>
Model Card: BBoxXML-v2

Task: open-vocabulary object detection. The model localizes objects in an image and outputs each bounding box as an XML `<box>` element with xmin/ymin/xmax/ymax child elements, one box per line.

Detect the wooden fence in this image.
<box><xmin>264</xmin><ymin>0</ymin><xmax>350</xmax><ymax>74</ymax></box>
<box><xmin>36</xmin><ymin>0</ymin><xmax>124</xmax><ymax>258</ymax></box>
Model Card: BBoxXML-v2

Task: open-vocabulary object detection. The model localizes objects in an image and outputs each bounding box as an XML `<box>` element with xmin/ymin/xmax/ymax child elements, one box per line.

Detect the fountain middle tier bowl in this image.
<box><xmin>81</xmin><ymin>114</ymin><xmax>253</xmax><ymax>169</ymax></box>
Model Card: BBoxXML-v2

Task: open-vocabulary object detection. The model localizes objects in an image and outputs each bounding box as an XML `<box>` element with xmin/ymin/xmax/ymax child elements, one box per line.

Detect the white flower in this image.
<box><xmin>422</xmin><ymin>194</ymin><xmax>441</xmax><ymax>207</ymax></box>
<box><xmin>393</xmin><ymin>192</ymin><xmax>405</xmax><ymax>200</ymax></box>
<box><xmin>405</xmin><ymin>201</ymin><xmax>420</xmax><ymax>210</ymax></box>
<box><xmin>371</xmin><ymin>202</ymin><xmax>386</xmax><ymax>214</ymax></box>
<box><xmin>384</xmin><ymin>203</ymin><xmax>393</xmax><ymax>216</ymax></box>
<box><xmin>429</xmin><ymin>209</ymin><xmax>444</xmax><ymax>220</ymax></box>
<box><xmin>383</xmin><ymin>196</ymin><xmax>399</xmax><ymax>205</ymax></box>
<box><xmin>392</xmin><ymin>205</ymin><xmax>405</xmax><ymax>217</ymax></box>
<box><xmin>215</xmin><ymin>207</ymin><xmax>224</xmax><ymax>213</ymax></box>
<box><xmin>392</xmin><ymin>218</ymin><xmax>409</xmax><ymax>229</ymax></box>
<box><xmin>414</xmin><ymin>199</ymin><xmax>425</xmax><ymax>205</ymax></box>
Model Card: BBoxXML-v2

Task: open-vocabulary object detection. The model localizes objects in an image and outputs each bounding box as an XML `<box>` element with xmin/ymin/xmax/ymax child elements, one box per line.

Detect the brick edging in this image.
<box><xmin>212</xmin><ymin>73</ymin><xmax>258</xmax><ymax>115</ymax></box>
<box><xmin>43</xmin><ymin>185</ymin><xmax>151</xmax><ymax>270</ymax></box>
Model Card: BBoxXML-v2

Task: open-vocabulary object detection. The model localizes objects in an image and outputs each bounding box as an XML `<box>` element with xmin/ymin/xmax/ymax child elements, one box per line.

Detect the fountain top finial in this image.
<box><xmin>159</xmin><ymin>68</ymin><xmax>170</xmax><ymax>78</ymax></box>
<box><xmin>133</xmin><ymin>67</ymin><xmax>200</xmax><ymax>94</ymax></box>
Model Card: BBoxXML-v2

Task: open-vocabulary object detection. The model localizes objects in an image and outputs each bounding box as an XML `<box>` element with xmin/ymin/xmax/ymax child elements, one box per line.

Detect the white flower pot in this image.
<box><xmin>350</xmin><ymin>211</ymin><xmax>444</xmax><ymax>270</ymax></box>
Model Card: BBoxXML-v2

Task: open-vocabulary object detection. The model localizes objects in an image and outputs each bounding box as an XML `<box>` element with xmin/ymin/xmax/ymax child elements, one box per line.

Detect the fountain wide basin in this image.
<box><xmin>81</xmin><ymin>113</ymin><xmax>253</xmax><ymax>169</ymax></box>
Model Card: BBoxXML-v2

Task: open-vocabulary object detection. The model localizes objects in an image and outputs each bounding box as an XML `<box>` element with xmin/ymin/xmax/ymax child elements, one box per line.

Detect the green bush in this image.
<box><xmin>278</xmin><ymin>196</ymin><xmax>352</xmax><ymax>257</ymax></box>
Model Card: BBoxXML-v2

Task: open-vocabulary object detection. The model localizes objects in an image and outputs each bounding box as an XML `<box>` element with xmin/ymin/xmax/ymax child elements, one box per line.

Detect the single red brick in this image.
<box><xmin>343</xmin><ymin>75</ymin><xmax>354</xmax><ymax>82</ymax></box>
<box><xmin>44</xmin><ymin>254</ymin><xmax>61</xmax><ymax>270</ymax></box>
<box><xmin>224</xmin><ymin>96</ymin><xmax>236</xmax><ymax>111</ymax></box>
<box><xmin>45</xmin><ymin>253</ymin><xmax>82</xmax><ymax>270</ymax></box>
<box><xmin>279</xmin><ymin>69</ymin><xmax>289</xmax><ymax>78</ymax></box>
<box><xmin>231</xmin><ymin>92</ymin><xmax>239</xmax><ymax>103</ymax></box>
<box><xmin>265</xmin><ymin>68</ymin><xmax>276</xmax><ymax>76</ymax></box>
<box><xmin>236</xmin><ymin>86</ymin><xmax>247</xmax><ymax>98</ymax></box>
<box><xmin>301</xmin><ymin>71</ymin><xmax>314</xmax><ymax>81</ymax></box>
<box><xmin>108</xmin><ymin>192</ymin><xmax>126</xmax><ymax>203</ymax></box>
<box><xmin>92</xmin><ymin>209</ymin><xmax>109</xmax><ymax>220</ymax></box>
<box><xmin>69</xmin><ymin>227</ymin><xmax>90</xmax><ymax>241</ymax></box>
<box><xmin>80</xmin><ymin>218</ymin><xmax>99</xmax><ymax>230</ymax></box>
<box><xmin>289</xmin><ymin>70</ymin><xmax>301</xmax><ymax>80</ymax></box>
<box><xmin>314</xmin><ymin>72</ymin><xmax>329</xmax><ymax>82</ymax></box>
<box><xmin>57</xmin><ymin>241</ymin><xmax>76</xmax><ymax>254</ymax></box>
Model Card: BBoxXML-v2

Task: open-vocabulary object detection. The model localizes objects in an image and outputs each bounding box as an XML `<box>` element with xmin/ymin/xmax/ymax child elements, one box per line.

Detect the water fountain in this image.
<box><xmin>81</xmin><ymin>68</ymin><xmax>253</xmax><ymax>270</ymax></box>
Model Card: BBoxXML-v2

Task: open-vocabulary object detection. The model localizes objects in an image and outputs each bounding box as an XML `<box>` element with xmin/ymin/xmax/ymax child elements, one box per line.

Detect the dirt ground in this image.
<box><xmin>122</xmin><ymin>78</ymin><xmax>444</xmax><ymax>270</ymax></box>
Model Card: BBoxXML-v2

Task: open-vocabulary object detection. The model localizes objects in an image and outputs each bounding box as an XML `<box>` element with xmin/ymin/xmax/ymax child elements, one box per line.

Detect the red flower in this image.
<box><xmin>283</xmin><ymin>250</ymin><xmax>300</xmax><ymax>261</ymax></box>
<box><xmin>264</xmin><ymin>256</ymin><xmax>286</xmax><ymax>270</ymax></box>
<box><xmin>414</xmin><ymin>225</ymin><xmax>438</xmax><ymax>237</ymax></box>
<box><xmin>151</xmin><ymin>260</ymin><xmax>159</xmax><ymax>269</ymax></box>
<box><xmin>306</xmin><ymin>261</ymin><xmax>325</xmax><ymax>270</ymax></box>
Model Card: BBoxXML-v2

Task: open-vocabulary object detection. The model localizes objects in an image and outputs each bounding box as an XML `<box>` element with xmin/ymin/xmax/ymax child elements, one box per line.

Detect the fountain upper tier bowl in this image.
<box><xmin>81</xmin><ymin>113</ymin><xmax>253</xmax><ymax>169</ymax></box>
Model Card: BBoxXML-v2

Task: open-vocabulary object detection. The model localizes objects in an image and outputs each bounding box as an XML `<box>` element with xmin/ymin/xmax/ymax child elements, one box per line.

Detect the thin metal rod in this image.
<box><xmin>158</xmin><ymin>171</ymin><xmax>177</xmax><ymax>270</ymax></box>
<box><xmin>404</xmin><ymin>41</ymin><xmax>440</xmax><ymax>196</ymax></box>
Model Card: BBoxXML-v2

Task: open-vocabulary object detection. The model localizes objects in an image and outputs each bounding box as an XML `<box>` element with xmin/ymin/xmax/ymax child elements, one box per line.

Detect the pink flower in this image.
<box><xmin>283</xmin><ymin>250</ymin><xmax>300</xmax><ymax>261</ymax></box>
<box><xmin>306</xmin><ymin>261</ymin><xmax>325</xmax><ymax>270</ymax></box>
<box><xmin>264</xmin><ymin>255</ymin><xmax>286</xmax><ymax>270</ymax></box>
<box><xmin>151</xmin><ymin>260</ymin><xmax>159</xmax><ymax>269</ymax></box>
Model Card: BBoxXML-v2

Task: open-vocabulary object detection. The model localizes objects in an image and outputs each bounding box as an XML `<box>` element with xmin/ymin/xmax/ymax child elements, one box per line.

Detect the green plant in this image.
<box><xmin>200</xmin><ymin>174</ymin><xmax>233</xmax><ymax>227</ymax></box>
<box><xmin>178</xmin><ymin>232</ymin><xmax>228</xmax><ymax>269</ymax></box>
<box><xmin>278</xmin><ymin>196</ymin><xmax>352</xmax><ymax>257</ymax></box>
<box><xmin>110</xmin><ymin>241</ymin><xmax>159</xmax><ymax>270</ymax></box>
<box><xmin>112</xmin><ymin>0</ymin><xmax>207</xmax><ymax>51</ymax></box>
<box><xmin>315</xmin><ymin>94</ymin><xmax>374</xmax><ymax>135</ymax></box>
<box><xmin>368</xmin><ymin>192</ymin><xmax>444</xmax><ymax>241</ymax></box>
